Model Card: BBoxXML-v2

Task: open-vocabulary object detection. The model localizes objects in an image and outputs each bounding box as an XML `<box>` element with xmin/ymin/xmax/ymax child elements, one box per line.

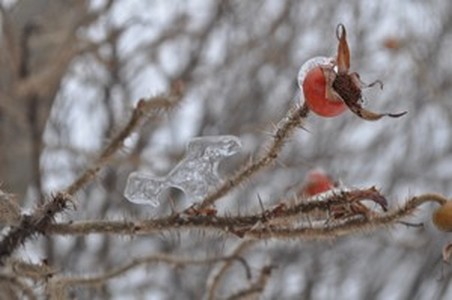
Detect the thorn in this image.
<box><xmin>387</xmin><ymin>111</ymin><xmax>408</xmax><ymax>118</ymax></box>
<box><xmin>397</xmin><ymin>221</ymin><xmax>424</xmax><ymax>228</ymax></box>
<box><xmin>257</xmin><ymin>194</ymin><xmax>265</xmax><ymax>215</ymax></box>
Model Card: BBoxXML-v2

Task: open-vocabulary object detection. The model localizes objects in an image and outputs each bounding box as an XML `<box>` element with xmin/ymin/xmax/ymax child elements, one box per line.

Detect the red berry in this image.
<box><xmin>301</xmin><ymin>169</ymin><xmax>336</xmax><ymax>197</ymax></box>
<box><xmin>302</xmin><ymin>67</ymin><xmax>346</xmax><ymax>117</ymax></box>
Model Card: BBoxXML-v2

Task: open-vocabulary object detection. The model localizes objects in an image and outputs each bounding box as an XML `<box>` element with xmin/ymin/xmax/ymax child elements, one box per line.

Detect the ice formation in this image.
<box><xmin>124</xmin><ymin>135</ymin><xmax>242</xmax><ymax>206</ymax></box>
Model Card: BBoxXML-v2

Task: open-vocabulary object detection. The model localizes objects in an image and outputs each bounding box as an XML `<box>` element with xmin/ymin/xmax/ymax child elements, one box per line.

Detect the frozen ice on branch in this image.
<box><xmin>124</xmin><ymin>135</ymin><xmax>242</xmax><ymax>206</ymax></box>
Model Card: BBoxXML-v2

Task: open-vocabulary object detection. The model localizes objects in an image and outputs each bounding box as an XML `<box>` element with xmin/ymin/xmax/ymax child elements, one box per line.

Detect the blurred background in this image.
<box><xmin>1</xmin><ymin>0</ymin><xmax>452</xmax><ymax>299</ymax></box>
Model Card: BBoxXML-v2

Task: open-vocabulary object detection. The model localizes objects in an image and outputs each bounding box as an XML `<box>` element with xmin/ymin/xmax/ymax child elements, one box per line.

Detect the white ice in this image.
<box><xmin>124</xmin><ymin>135</ymin><xmax>242</xmax><ymax>206</ymax></box>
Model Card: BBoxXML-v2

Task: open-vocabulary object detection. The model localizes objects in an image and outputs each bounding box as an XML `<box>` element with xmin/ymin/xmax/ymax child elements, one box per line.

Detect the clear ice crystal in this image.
<box><xmin>124</xmin><ymin>135</ymin><xmax>242</xmax><ymax>206</ymax></box>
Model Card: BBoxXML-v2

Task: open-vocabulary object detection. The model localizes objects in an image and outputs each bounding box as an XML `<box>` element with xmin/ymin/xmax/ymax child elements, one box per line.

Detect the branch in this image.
<box><xmin>0</xmin><ymin>273</ymin><xmax>37</xmax><ymax>300</ymax></box>
<box><xmin>47</xmin><ymin>253</ymin><xmax>251</xmax><ymax>299</ymax></box>
<box><xmin>225</xmin><ymin>265</ymin><xmax>273</xmax><ymax>300</ymax></box>
<box><xmin>197</xmin><ymin>103</ymin><xmax>310</xmax><ymax>209</ymax></box>
<box><xmin>46</xmin><ymin>193</ymin><xmax>448</xmax><ymax>239</ymax></box>
<box><xmin>206</xmin><ymin>240</ymin><xmax>256</xmax><ymax>300</ymax></box>
<box><xmin>0</xmin><ymin>193</ymin><xmax>70</xmax><ymax>265</ymax></box>
<box><xmin>64</xmin><ymin>95</ymin><xmax>180</xmax><ymax>196</ymax></box>
<box><xmin>244</xmin><ymin>193</ymin><xmax>448</xmax><ymax>239</ymax></box>
<box><xmin>0</xmin><ymin>93</ymin><xmax>181</xmax><ymax>264</ymax></box>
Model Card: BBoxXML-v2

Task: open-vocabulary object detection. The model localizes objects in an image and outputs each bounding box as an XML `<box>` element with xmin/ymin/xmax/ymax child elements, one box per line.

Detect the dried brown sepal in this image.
<box><xmin>442</xmin><ymin>242</ymin><xmax>452</xmax><ymax>263</ymax></box>
<box><xmin>270</xmin><ymin>187</ymin><xmax>389</xmax><ymax>223</ymax></box>
<box><xmin>347</xmin><ymin>186</ymin><xmax>388</xmax><ymax>211</ymax></box>
<box><xmin>332</xmin><ymin>24</ymin><xmax>407</xmax><ymax>121</ymax></box>
<box><xmin>336</xmin><ymin>24</ymin><xmax>350</xmax><ymax>74</ymax></box>
<box><xmin>330</xmin><ymin>202</ymin><xmax>369</xmax><ymax>219</ymax></box>
<box><xmin>333</xmin><ymin>73</ymin><xmax>407</xmax><ymax>121</ymax></box>
<box><xmin>327</xmin><ymin>187</ymin><xmax>388</xmax><ymax>220</ymax></box>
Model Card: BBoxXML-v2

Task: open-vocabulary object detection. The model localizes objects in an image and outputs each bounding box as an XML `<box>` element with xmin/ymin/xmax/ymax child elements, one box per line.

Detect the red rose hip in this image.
<box><xmin>302</xmin><ymin>66</ymin><xmax>346</xmax><ymax>117</ymax></box>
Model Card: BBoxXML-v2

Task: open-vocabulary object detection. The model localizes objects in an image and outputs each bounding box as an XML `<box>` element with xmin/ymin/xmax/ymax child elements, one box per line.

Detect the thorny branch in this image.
<box><xmin>0</xmin><ymin>92</ymin><xmax>182</xmax><ymax>264</ymax></box>
<box><xmin>1</xmin><ymin>1</ymin><xmax>451</xmax><ymax>298</ymax></box>
<box><xmin>46</xmin><ymin>192</ymin><xmax>448</xmax><ymax>239</ymax></box>
<box><xmin>64</xmin><ymin>94</ymin><xmax>181</xmax><ymax>196</ymax></box>
<box><xmin>197</xmin><ymin>103</ymin><xmax>310</xmax><ymax>209</ymax></box>
<box><xmin>0</xmin><ymin>193</ymin><xmax>69</xmax><ymax>265</ymax></box>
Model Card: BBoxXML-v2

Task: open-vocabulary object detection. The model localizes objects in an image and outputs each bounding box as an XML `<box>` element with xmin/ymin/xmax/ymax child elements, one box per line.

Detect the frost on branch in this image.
<box><xmin>124</xmin><ymin>135</ymin><xmax>242</xmax><ymax>206</ymax></box>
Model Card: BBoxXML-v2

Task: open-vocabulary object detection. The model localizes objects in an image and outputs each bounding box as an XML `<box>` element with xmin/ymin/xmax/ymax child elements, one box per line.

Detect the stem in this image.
<box><xmin>198</xmin><ymin>103</ymin><xmax>310</xmax><ymax>209</ymax></box>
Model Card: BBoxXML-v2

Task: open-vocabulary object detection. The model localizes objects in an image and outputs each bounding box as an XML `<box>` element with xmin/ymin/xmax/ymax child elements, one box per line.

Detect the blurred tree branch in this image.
<box><xmin>1</xmin><ymin>1</ymin><xmax>452</xmax><ymax>299</ymax></box>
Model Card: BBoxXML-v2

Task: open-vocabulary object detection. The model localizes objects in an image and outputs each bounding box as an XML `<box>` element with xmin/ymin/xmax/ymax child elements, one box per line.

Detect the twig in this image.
<box><xmin>47</xmin><ymin>253</ymin><xmax>251</xmax><ymax>299</ymax></box>
<box><xmin>0</xmin><ymin>273</ymin><xmax>37</xmax><ymax>300</ymax></box>
<box><xmin>197</xmin><ymin>103</ymin><xmax>310</xmax><ymax>209</ymax></box>
<box><xmin>0</xmin><ymin>94</ymin><xmax>180</xmax><ymax>264</ymax></box>
<box><xmin>46</xmin><ymin>193</ymin><xmax>449</xmax><ymax>239</ymax></box>
<box><xmin>0</xmin><ymin>193</ymin><xmax>70</xmax><ymax>264</ymax></box>
<box><xmin>225</xmin><ymin>265</ymin><xmax>274</xmax><ymax>300</ymax></box>
<box><xmin>64</xmin><ymin>95</ymin><xmax>179</xmax><ymax>196</ymax></box>
<box><xmin>244</xmin><ymin>193</ymin><xmax>448</xmax><ymax>239</ymax></box>
<box><xmin>206</xmin><ymin>240</ymin><xmax>256</xmax><ymax>300</ymax></box>
<box><xmin>11</xmin><ymin>259</ymin><xmax>55</xmax><ymax>280</ymax></box>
